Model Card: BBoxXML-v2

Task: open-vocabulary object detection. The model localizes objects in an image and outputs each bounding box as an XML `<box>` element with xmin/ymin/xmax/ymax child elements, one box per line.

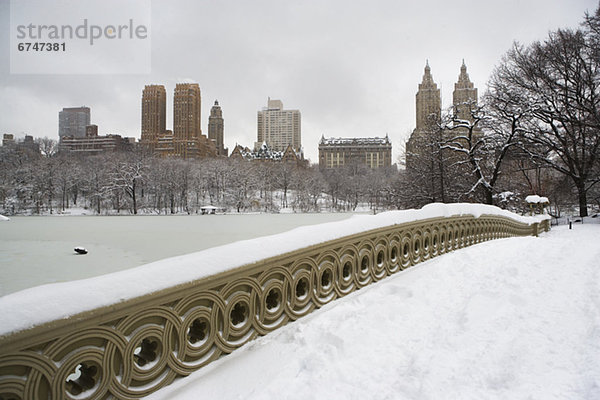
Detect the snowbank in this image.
<box><xmin>147</xmin><ymin>224</ymin><xmax>600</xmax><ymax>400</ymax></box>
<box><xmin>0</xmin><ymin>203</ymin><xmax>548</xmax><ymax>337</ymax></box>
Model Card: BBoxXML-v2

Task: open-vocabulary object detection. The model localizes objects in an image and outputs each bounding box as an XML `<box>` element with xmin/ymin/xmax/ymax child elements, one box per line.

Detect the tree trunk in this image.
<box><xmin>132</xmin><ymin>179</ymin><xmax>138</xmax><ymax>215</ymax></box>
<box><xmin>484</xmin><ymin>188</ymin><xmax>493</xmax><ymax>205</ymax></box>
<box><xmin>576</xmin><ymin>181</ymin><xmax>588</xmax><ymax>217</ymax></box>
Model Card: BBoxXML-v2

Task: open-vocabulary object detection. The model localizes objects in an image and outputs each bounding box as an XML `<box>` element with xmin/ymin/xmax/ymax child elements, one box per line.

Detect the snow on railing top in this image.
<box><xmin>0</xmin><ymin>203</ymin><xmax>549</xmax><ymax>337</ymax></box>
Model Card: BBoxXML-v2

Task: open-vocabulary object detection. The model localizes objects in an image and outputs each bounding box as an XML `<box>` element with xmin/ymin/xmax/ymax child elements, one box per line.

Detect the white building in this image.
<box><xmin>256</xmin><ymin>98</ymin><xmax>301</xmax><ymax>152</ymax></box>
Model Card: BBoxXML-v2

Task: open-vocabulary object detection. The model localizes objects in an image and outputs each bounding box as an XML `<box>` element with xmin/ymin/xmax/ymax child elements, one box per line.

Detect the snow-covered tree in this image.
<box><xmin>491</xmin><ymin>17</ymin><xmax>600</xmax><ymax>216</ymax></box>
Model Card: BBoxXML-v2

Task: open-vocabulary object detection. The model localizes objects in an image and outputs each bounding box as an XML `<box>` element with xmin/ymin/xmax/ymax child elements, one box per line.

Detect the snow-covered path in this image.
<box><xmin>147</xmin><ymin>224</ymin><xmax>600</xmax><ymax>400</ymax></box>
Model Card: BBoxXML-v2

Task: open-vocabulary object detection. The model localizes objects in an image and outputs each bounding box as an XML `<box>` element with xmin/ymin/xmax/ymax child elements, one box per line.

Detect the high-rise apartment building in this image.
<box><xmin>257</xmin><ymin>98</ymin><xmax>301</xmax><ymax>152</ymax></box>
<box><xmin>173</xmin><ymin>83</ymin><xmax>202</xmax><ymax>141</ymax></box>
<box><xmin>141</xmin><ymin>85</ymin><xmax>167</xmax><ymax>145</ymax></box>
<box><xmin>170</xmin><ymin>83</ymin><xmax>215</xmax><ymax>158</ymax></box>
<box><xmin>208</xmin><ymin>100</ymin><xmax>227</xmax><ymax>156</ymax></box>
<box><xmin>59</xmin><ymin>107</ymin><xmax>90</xmax><ymax>138</ymax></box>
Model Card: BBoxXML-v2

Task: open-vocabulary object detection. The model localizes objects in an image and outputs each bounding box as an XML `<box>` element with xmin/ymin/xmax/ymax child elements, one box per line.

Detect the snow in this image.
<box><xmin>525</xmin><ymin>195</ymin><xmax>549</xmax><ymax>204</ymax></box>
<box><xmin>0</xmin><ymin>203</ymin><xmax>548</xmax><ymax>337</ymax></box>
<box><xmin>147</xmin><ymin>224</ymin><xmax>600</xmax><ymax>400</ymax></box>
<box><xmin>0</xmin><ymin>213</ymin><xmax>353</xmax><ymax>296</ymax></box>
<box><xmin>0</xmin><ymin>214</ymin><xmax>9</xmax><ymax>221</ymax></box>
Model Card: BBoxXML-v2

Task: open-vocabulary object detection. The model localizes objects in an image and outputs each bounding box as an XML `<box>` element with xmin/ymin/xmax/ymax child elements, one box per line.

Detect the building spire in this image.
<box><xmin>419</xmin><ymin>60</ymin><xmax>436</xmax><ymax>90</ymax></box>
<box><xmin>455</xmin><ymin>60</ymin><xmax>473</xmax><ymax>89</ymax></box>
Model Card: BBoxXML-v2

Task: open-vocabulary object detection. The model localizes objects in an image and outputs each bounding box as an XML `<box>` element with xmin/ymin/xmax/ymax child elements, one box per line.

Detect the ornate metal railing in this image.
<box><xmin>0</xmin><ymin>213</ymin><xmax>549</xmax><ymax>400</ymax></box>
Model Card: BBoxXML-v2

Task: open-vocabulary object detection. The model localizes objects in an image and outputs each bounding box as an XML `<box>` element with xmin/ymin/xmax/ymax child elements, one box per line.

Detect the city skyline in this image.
<box><xmin>0</xmin><ymin>0</ymin><xmax>595</xmax><ymax>162</ymax></box>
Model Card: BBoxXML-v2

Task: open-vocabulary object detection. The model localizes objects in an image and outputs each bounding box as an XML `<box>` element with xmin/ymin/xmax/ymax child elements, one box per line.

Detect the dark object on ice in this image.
<box><xmin>74</xmin><ymin>247</ymin><xmax>88</xmax><ymax>255</ymax></box>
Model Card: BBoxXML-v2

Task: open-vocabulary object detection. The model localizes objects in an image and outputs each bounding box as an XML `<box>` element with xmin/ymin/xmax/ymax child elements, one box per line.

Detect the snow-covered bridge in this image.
<box><xmin>0</xmin><ymin>204</ymin><xmax>550</xmax><ymax>399</ymax></box>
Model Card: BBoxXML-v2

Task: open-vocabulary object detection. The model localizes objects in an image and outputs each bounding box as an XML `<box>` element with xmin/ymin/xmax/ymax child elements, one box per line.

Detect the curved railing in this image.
<box><xmin>0</xmin><ymin>207</ymin><xmax>549</xmax><ymax>399</ymax></box>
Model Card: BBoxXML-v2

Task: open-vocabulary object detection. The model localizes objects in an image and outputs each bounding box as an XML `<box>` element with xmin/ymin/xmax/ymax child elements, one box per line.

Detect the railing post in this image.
<box><xmin>532</xmin><ymin>222</ymin><xmax>539</xmax><ymax>237</ymax></box>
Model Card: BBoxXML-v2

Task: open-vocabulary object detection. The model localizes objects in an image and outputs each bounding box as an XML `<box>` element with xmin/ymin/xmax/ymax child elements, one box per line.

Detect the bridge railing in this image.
<box><xmin>0</xmin><ymin>206</ymin><xmax>550</xmax><ymax>399</ymax></box>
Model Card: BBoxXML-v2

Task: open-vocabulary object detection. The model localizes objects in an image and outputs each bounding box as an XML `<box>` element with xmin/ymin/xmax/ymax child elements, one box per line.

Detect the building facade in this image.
<box><xmin>141</xmin><ymin>85</ymin><xmax>167</xmax><ymax>146</ymax></box>
<box><xmin>257</xmin><ymin>98</ymin><xmax>301</xmax><ymax>152</ymax></box>
<box><xmin>59</xmin><ymin>134</ymin><xmax>135</xmax><ymax>155</ymax></box>
<box><xmin>2</xmin><ymin>134</ymin><xmax>40</xmax><ymax>157</ymax></box>
<box><xmin>59</xmin><ymin>107</ymin><xmax>90</xmax><ymax>138</ymax></box>
<box><xmin>59</xmin><ymin>134</ymin><xmax>134</xmax><ymax>154</ymax></box>
<box><xmin>318</xmin><ymin>136</ymin><xmax>392</xmax><ymax>169</ymax></box>
<box><xmin>208</xmin><ymin>100</ymin><xmax>227</xmax><ymax>156</ymax></box>
<box><xmin>85</xmin><ymin>124</ymin><xmax>98</xmax><ymax>137</ymax></box>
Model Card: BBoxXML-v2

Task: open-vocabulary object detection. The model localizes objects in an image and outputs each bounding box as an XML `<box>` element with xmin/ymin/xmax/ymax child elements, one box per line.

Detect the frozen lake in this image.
<box><xmin>0</xmin><ymin>213</ymin><xmax>354</xmax><ymax>296</ymax></box>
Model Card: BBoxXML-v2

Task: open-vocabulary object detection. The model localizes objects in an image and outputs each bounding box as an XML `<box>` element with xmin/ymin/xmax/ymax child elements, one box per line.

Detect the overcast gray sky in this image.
<box><xmin>0</xmin><ymin>0</ymin><xmax>596</xmax><ymax>163</ymax></box>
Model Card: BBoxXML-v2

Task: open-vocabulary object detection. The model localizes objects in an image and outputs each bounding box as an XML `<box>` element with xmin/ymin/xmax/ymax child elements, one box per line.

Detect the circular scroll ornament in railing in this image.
<box><xmin>373</xmin><ymin>239</ymin><xmax>389</xmax><ymax>280</ymax></box>
<box><xmin>356</xmin><ymin>240</ymin><xmax>374</xmax><ymax>287</ymax></box>
<box><xmin>336</xmin><ymin>246</ymin><xmax>358</xmax><ymax>296</ymax></box>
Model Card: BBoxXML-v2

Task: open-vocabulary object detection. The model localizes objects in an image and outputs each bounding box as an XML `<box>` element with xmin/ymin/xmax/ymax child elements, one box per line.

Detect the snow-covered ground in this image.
<box><xmin>147</xmin><ymin>223</ymin><xmax>600</xmax><ymax>400</ymax></box>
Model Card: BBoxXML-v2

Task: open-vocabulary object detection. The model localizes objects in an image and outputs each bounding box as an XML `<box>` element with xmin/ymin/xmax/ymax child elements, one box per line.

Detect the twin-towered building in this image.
<box><xmin>405</xmin><ymin>61</ymin><xmax>480</xmax><ymax>170</ymax></box>
<box><xmin>141</xmin><ymin>83</ymin><xmax>222</xmax><ymax>158</ymax></box>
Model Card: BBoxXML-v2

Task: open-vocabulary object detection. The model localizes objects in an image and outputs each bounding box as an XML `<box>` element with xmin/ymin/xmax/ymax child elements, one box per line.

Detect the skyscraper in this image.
<box><xmin>256</xmin><ymin>98</ymin><xmax>301</xmax><ymax>152</ymax></box>
<box><xmin>172</xmin><ymin>83</ymin><xmax>216</xmax><ymax>159</ymax></box>
<box><xmin>208</xmin><ymin>100</ymin><xmax>227</xmax><ymax>156</ymax></box>
<box><xmin>452</xmin><ymin>60</ymin><xmax>478</xmax><ymax>122</ymax></box>
<box><xmin>414</xmin><ymin>61</ymin><xmax>441</xmax><ymax>131</ymax></box>
<box><xmin>59</xmin><ymin>107</ymin><xmax>90</xmax><ymax>138</ymax></box>
<box><xmin>141</xmin><ymin>85</ymin><xmax>167</xmax><ymax>145</ymax></box>
<box><xmin>173</xmin><ymin>83</ymin><xmax>202</xmax><ymax>141</ymax></box>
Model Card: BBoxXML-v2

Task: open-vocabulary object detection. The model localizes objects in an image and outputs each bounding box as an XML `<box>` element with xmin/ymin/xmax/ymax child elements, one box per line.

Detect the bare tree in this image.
<box><xmin>35</xmin><ymin>137</ymin><xmax>58</xmax><ymax>158</ymax></box>
<box><xmin>492</xmin><ymin>21</ymin><xmax>600</xmax><ymax>216</ymax></box>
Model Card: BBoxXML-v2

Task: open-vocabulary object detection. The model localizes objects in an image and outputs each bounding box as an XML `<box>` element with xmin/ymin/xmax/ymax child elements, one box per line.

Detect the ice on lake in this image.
<box><xmin>0</xmin><ymin>213</ymin><xmax>354</xmax><ymax>296</ymax></box>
